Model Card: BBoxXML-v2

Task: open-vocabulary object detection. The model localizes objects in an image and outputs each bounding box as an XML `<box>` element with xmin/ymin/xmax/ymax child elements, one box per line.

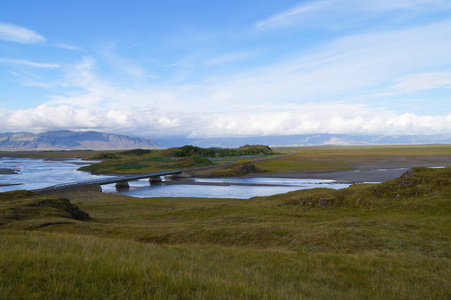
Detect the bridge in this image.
<box><xmin>31</xmin><ymin>151</ymin><xmax>295</xmax><ymax>194</ymax></box>
<box><xmin>32</xmin><ymin>169</ymin><xmax>185</xmax><ymax>193</ymax></box>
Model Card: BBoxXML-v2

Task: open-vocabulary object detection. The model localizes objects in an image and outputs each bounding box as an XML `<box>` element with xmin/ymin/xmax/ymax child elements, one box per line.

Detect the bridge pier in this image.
<box><xmin>115</xmin><ymin>181</ymin><xmax>130</xmax><ymax>189</ymax></box>
<box><xmin>149</xmin><ymin>176</ymin><xmax>162</xmax><ymax>184</ymax></box>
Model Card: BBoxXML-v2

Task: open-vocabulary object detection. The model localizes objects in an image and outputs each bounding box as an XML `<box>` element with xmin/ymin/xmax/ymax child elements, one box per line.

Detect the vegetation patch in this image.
<box><xmin>117</xmin><ymin>149</ymin><xmax>152</xmax><ymax>156</ymax></box>
<box><xmin>163</xmin><ymin>144</ymin><xmax>275</xmax><ymax>158</ymax></box>
<box><xmin>263</xmin><ymin>167</ymin><xmax>451</xmax><ymax>210</ymax></box>
<box><xmin>88</xmin><ymin>152</ymin><xmax>119</xmax><ymax>159</ymax></box>
<box><xmin>117</xmin><ymin>163</ymin><xmax>149</xmax><ymax>170</ymax></box>
<box><xmin>144</xmin><ymin>157</ymin><xmax>174</xmax><ymax>163</ymax></box>
<box><xmin>368</xmin><ymin>166</ymin><xmax>450</xmax><ymax>198</ymax></box>
<box><xmin>190</xmin><ymin>162</ymin><xmax>268</xmax><ymax>178</ymax></box>
<box><xmin>0</xmin><ymin>190</ymin><xmax>90</xmax><ymax>227</ymax></box>
<box><xmin>78</xmin><ymin>145</ymin><xmax>278</xmax><ymax>174</ymax></box>
<box><xmin>156</xmin><ymin>156</ymin><xmax>214</xmax><ymax>169</ymax></box>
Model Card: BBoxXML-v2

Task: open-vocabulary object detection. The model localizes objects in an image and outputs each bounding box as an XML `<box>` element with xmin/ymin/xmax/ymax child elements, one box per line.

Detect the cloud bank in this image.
<box><xmin>1</xmin><ymin>103</ymin><xmax>449</xmax><ymax>138</ymax></box>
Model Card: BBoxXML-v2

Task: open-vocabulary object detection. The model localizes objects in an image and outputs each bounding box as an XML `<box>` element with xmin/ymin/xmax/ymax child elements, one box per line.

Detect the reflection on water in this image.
<box><xmin>1</xmin><ymin>157</ymin><xmax>351</xmax><ymax>198</ymax></box>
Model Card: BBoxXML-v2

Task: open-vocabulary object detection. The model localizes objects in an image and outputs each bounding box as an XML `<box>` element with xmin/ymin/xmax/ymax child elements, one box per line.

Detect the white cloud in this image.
<box><xmin>0</xmin><ymin>104</ymin><xmax>187</xmax><ymax>136</ymax></box>
<box><xmin>188</xmin><ymin>108</ymin><xmax>451</xmax><ymax>138</ymax></box>
<box><xmin>256</xmin><ymin>1</ymin><xmax>330</xmax><ymax>30</ymax></box>
<box><xmin>0</xmin><ymin>22</ymin><xmax>45</xmax><ymax>43</ymax></box>
<box><xmin>367</xmin><ymin>0</ymin><xmax>451</xmax><ymax>11</ymax></box>
<box><xmin>216</xmin><ymin>19</ymin><xmax>451</xmax><ymax>108</ymax></box>
<box><xmin>392</xmin><ymin>72</ymin><xmax>451</xmax><ymax>92</ymax></box>
<box><xmin>54</xmin><ymin>43</ymin><xmax>82</xmax><ymax>51</ymax></box>
<box><xmin>163</xmin><ymin>62</ymin><xmax>183</xmax><ymax>67</ymax></box>
<box><xmin>1</xmin><ymin>103</ymin><xmax>449</xmax><ymax>138</ymax></box>
<box><xmin>255</xmin><ymin>0</ymin><xmax>451</xmax><ymax>31</ymax></box>
<box><xmin>100</xmin><ymin>43</ymin><xmax>160</xmax><ymax>78</ymax></box>
<box><xmin>49</xmin><ymin>56</ymin><xmax>116</xmax><ymax>108</ymax></box>
<box><xmin>0</xmin><ymin>58</ymin><xmax>59</xmax><ymax>69</ymax></box>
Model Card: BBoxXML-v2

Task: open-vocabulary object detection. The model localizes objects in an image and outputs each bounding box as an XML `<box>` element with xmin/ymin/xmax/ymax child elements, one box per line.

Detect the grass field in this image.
<box><xmin>1</xmin><ymin>165</ymin><xmax>450</xmax><ymax>299</ymax></box>
<box><xmin>1</xmin><ymin>231</ymin><xmax>448</xmax><ymax>299</ymax></box>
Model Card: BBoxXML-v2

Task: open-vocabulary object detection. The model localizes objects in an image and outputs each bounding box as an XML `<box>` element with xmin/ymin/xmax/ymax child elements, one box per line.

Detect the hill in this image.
<box><xmin>0</xmin><ymin>130</ymin><xmax>159</xmax><ymax>150</ymax></box>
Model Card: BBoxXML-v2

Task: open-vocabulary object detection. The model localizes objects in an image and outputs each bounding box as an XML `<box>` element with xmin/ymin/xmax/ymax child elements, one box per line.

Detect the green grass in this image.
<box><xmin>145</xmin><ymin>157</ymin><xmax>175</xmax><ymax>163</ymax></box>
<box><xmin>1</xmin><ymin>230</ymin><xmax>449</xmax><ymax>299</ymax></box>
<box><xmin>117</xmin><ymin>163</ymin><xmax>149</xmax><ymax>170</ymax></box>
<box><xmin>78</xmin><ymin>153</ymin><xmax>218</xmax><ymax>174</ymax></box>
<box><xmin>0</xmin><ymin>157</ymin><xmax>450</xmax><ymax>298</ymax></box>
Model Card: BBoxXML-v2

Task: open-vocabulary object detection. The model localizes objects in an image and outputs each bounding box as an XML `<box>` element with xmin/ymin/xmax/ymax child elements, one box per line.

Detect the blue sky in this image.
<box><xmin>0</xmin><ymin>0</ymin><xmax>450</xmax><ymax>138</ymax></box>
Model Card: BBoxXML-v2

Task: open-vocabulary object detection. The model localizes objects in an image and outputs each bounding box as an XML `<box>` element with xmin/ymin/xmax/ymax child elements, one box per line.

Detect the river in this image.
<box><xmin>0</xmin><ymin>157</ymin><xmax>350</xmax><ymax>199</ymax></box>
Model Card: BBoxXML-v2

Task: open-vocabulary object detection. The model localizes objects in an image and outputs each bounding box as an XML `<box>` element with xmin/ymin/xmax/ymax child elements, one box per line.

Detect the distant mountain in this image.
<box><xmin>153</xmin><ymin>134</ymin><xmax>451</xmax><ymax>148</ymax></box>
<box><xmin>0</xmin><ymin>130</ymin><xmax>159</xmax><ymax>150</ymax></box>
<box><xmin>1</xmin><ymin>131</ymin><xmax>448</xmax><ymax>150</ymax></box>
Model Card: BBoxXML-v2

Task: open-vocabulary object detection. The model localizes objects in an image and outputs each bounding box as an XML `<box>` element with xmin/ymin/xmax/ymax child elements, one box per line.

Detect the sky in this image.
<box><xmin>0</xmin><ymin>0</ymin><xmax>450</xmax><ymax>139</ymax></box>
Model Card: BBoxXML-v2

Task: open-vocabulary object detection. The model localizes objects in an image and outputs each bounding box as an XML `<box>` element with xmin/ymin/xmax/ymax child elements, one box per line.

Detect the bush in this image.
<box><xmin>91</xmin><ymin>153</ymin><xmax>119</xmax><ymax>159</ymax></box>
<box><xmin>118</xmin><ymin>149</ymin><xmax>152</xmax><ymax>156</ymax></box>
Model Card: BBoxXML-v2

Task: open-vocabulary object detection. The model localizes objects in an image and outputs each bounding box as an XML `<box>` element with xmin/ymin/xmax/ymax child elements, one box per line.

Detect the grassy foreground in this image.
<box><xmin>1</xmin><ymin>231</ymin><xmax>448</xmax><ymax>299</ymax></box>
<box><xmin>1</xmin><ymin>167</ymin><xmax>450</xmax><ymax>298</ymax></box>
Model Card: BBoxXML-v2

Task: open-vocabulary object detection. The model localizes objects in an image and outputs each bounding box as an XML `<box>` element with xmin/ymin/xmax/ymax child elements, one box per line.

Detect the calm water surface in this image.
<box><xmin>102</xmin><ymin>177</ymin><xmax>350</xmax><ymax>199</ymax></box>
<box><xmin>1</xmin><ymin>157</ymin><xmax>350</xmax><ymax>198</ymax></box>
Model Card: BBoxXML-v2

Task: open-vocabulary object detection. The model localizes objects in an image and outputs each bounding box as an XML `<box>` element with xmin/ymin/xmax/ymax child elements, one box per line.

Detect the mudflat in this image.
<box><xmin>257</xmin><ymin>155</ymin><xmax>450</xmax><ymax>183</ymax></box>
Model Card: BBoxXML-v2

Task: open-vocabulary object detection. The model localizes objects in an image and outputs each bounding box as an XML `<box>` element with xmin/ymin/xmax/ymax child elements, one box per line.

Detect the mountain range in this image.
<box><xmin>0</xmin><ymin>130</ymin><xmax>159</xmax><ymax>150</ymax></box>
<box><xmin>0</xmin><ymin>131</ymin><xmax>449</xmax><ymax>150</ymax></box>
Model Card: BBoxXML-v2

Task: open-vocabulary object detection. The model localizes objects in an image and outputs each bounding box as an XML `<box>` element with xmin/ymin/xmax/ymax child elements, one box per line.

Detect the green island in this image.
<box><xmin>1</xmin><ymin>145</ymin><xmax>450</xmax><ymax>299</ymax></box>
<box><xmin>77</xmin><ymin>144</ymin><xmax>277</xmax><ymax>176</ymax></box>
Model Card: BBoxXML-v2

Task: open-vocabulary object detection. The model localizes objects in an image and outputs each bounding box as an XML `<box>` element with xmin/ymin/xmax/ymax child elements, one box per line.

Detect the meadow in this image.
<box><xmin>0</xmin><ymin>145</ymin><xmax>450</xmax><ymax>299</ymax></box>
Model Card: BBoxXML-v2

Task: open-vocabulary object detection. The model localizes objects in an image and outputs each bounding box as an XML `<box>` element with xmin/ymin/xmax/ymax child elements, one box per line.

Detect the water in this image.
<box><xmin>101</xmin><ymin>177</ymin><xmax>350</xmax><ymax>199</ymax></box>
<box><xmin>1</xmin><ymin>157</ymin><xmax>350</xmax><ymax>198</ymax></box>
<box><xmin>0</xmin><ymin>157</ymin><xmax>114</xmax><ymax>192</ymax></box>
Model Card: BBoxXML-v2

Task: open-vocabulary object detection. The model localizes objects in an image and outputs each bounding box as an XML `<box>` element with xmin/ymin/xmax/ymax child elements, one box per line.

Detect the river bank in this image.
<box><xmin>1</xmin><ymin>146</ymin><xmax>449</xmax><ymax>193</ymax></box>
